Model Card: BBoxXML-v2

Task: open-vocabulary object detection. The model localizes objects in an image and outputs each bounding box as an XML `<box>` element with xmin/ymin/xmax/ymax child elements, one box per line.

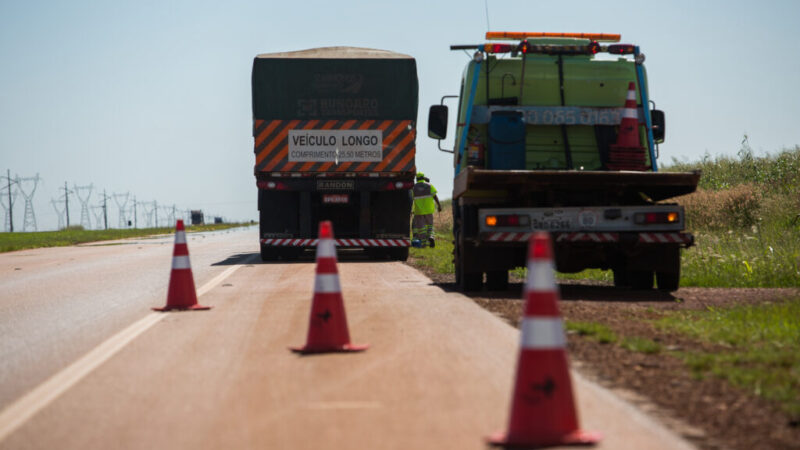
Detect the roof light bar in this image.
<box><xmin>485</xmin><ymin>31</ymin><xmax>621</xmax><ymax>42</ymax></box>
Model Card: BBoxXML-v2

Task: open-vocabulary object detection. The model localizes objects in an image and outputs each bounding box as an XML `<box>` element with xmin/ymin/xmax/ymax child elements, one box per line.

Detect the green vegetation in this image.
<box><xmin>658</xmin><ymin>300</ymin><xmax>800</xmax><ymax>417</ymax></box>
<box><xmin>620</xmin><ymin>336</ymin><xmax>662</xmax><ymax>354</ymax></box>
<box><xmin>565</xmin><ymin>321</ymin><xmax>617</xmax><ymax>344</ymax></box>
<box><xmin>667</xmin><ymin>141</ymin><xmax>800</xmax><ymax>288</ymax></box>
<box><xmin>0</xmin><ymin>223</ymin><xmax>250</xmax><ymax>253</ymax></box>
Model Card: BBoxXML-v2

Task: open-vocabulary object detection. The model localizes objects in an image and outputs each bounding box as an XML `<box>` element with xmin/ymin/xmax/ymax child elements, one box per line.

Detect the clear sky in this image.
<box><xmin>1</xmin><ymin>0</ymin><xmax>798</xmax><ymax>231</ymax></box>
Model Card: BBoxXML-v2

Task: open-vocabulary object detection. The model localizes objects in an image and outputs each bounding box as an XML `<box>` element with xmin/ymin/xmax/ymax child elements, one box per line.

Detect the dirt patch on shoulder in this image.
<box><xmin>408</xmin><ymin>262</ymin><xmax>800</xmax><ymax>450</ymax></box>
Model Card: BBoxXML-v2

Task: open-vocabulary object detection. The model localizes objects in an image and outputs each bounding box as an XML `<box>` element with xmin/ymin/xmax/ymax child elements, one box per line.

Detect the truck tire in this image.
<box><xmin>455</xmin><ymin>230</ymin><xmax>482</xmax><ymax>291</ymax></box>
<box><xmin>656</xmin><ymin>248</ymin><xmax>681</xmax><ymax>291</ymax></box>
<box><xmin>612</xmin><ymin>267</ymin><xmax>631</xmax><ymax>288</ymax></box>
<box><xmin>260</xmin><ymin>244</ymin><xmax>279</xmax><ymax>262</ymax></box>
<box><xmin>630</xmin><ymin>270</ymin><xmax>654</xmax><ymax>290</ymax></box>
<box><xmin>486</xmin><ymin>270</ymin><xmax>509</xmax><ymax>291</ymax></box>
<box><xmin>392</xmin><ymin>247</ymin><xmax>409</xmax><ymax>261</ymax></box>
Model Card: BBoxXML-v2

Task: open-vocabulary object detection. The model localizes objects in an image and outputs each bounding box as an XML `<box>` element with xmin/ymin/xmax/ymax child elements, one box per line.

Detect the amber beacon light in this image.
<box><xmin>485</xmin><ymin>31</ymin><xmax>621</xmax><ymax>42</ymax></box>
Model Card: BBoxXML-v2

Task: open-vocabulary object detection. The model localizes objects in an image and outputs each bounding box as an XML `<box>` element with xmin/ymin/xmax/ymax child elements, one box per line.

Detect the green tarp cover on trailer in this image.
<box><xmin>252</xmin><ymin>47</ymin><xmax>418</xmax><ymax>121</ymax></box>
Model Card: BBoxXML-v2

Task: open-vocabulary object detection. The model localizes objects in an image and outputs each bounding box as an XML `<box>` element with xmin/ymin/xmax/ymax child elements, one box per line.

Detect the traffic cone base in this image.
<box><xmin>289</xmin><ymin>343</ymin><xmax>369</xmax><ymax>354</ymax></box>
<box><xmin>291</xmin><ymin>220</ymin><xmax>367</xmax><ymax>354</ymax></box>
<box><xmin>488</xmin><ymin>232</ymin><xmax>600</xmax><ymax>447</ymax></box>
<box><xmin>152</xmin><ymin>220</ymin><xmax>211</xmax><ymax>312</ymax></box>
<box><xmin>487</xmin><ymin>429</ymin><xmax>602</xmax><ymax>448</ymax></box>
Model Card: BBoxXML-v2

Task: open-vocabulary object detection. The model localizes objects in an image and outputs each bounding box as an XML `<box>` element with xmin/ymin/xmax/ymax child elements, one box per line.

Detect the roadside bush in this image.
<box><xmin>678</xmin><ymin>184</ymin><xmax>762</xmax><ymax>230</ymax></box>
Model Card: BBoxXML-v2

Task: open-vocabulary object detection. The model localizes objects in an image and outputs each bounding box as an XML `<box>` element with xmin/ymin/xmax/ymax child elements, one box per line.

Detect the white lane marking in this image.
<box><xmin>0</xmin><ymin>257</ymin><xmax>253</xmax><ymax>443</ymax></box>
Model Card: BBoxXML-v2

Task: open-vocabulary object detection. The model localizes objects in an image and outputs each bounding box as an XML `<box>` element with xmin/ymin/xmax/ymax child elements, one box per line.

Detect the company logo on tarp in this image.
<box><xmin>288</xmin><ymin>130</ymin><xmax>383</xmax><ymax>162</ymax></box>
<box><xmin>312</xmin><ymin>73</ymin><xmax>364</xmax><ymax>94</ymax></box>
<box><xmin>296</xmin><ymin>98</ymin><xmax>379</xmax><ymax>117</ymax></box>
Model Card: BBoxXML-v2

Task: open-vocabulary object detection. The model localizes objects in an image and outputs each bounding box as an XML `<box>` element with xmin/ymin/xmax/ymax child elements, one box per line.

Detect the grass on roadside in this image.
<box><xmin>657</xmin><ymin>300</ymin><xmax>800</xmax><ymax>418</ymax></box>
<box><xmin>0</xmin><ymin>223</ymin><xmax>250</xmax><ymax>253</ymax></box>
<box><xmin>565</xmin><ymin>321</ymin><xmax>617</xmax><ymax>344</ymax></box>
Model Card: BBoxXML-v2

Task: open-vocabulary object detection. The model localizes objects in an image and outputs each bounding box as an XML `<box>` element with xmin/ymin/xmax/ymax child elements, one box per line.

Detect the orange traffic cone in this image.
<box><xmin>290</xmin><ymin>221</ymin><xmax>368</xmax><ymax>354</ymax></box>
<box><xmin>607</xmin><ymin>81</ymin><xmax>647</xmax><ymax>171</ymax></box>
<box><xmin>152</xmin><ymin>220</ymin><xmax>211</xmax><ymax>312</ymax></box>
<box><xmin>488</xmin><ymin>232</ymin><xmax>600</xmax><ymax>447</ymax></box>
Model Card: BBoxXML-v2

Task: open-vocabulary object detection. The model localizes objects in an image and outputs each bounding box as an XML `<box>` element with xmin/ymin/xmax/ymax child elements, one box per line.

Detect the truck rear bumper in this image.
<box><xmin>261</xmin><ymin>238</ymin><xmax>410</xmax><ymax>248</ymax></box>
<box><xmin>482</xmin><ymin>231</ymin><xmax>694</xmax><ymax>247</ymax></box>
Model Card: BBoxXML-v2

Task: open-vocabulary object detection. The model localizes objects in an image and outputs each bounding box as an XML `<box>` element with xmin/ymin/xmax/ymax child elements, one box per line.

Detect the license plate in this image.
<box><xmin>322</xmin><ymin>194</ymin><xmax>349</xmax><ymax>204</ymax></box>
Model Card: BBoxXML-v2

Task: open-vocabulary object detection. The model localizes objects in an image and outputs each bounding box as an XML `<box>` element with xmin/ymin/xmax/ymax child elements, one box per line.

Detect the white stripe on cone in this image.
<box><xmin>520</xmin><ymin>317</ymin><xmax>567</xmax><ymax>349</ymax></box>
<box><xmin>627</xmin><ymin>89</ymin><xmax>636</xmax><ymax>100</ymax></box>
<box><xmin>525</xmin><ymin>260</ymin><xmax>556</xmax><ymax>292</ymax></box>
<box><xmin>175</xmin><ymin>232</ymin><xmax>187</xmax><ymax>244</ymax></box>
<box><xmin>622</xmin><ymin>108</ymin><xmax>638</xmax><ymax>119</ymax></box>
<box><xmin>316</xmin><ymin>240</ymin><xmax>337</xmax><ymax>258</ymax></box>
<box><xmin>172</xmin><ymin>255</ymin><xmax>191</xmax><ymax>270</ymax></box>
<box><xmin>314</xmin><ymin>274</ymin><xmax>341</xmax><ymax>294</ymax></box>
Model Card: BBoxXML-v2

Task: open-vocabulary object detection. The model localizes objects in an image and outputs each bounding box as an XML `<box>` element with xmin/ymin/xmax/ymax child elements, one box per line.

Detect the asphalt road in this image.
<box><xmin>0</xmin><ymin>227</ymin><xmax>696</xmax><ymax>449</ymax></box>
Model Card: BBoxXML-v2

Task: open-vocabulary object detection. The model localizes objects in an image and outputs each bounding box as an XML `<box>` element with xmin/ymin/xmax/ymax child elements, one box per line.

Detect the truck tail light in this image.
<box><xmin>634</xmin><ymin>212</ymin><xmax>679</xmax><ymax>225</ymax></box>
<box><xmin>258</xmin><ymin>181</ymin><xmax>289</xmax><ymax>190</ymax></box>
<box><xmin>384</xmin><ymin>181</ymin><xmax>413</xmax><ymax>190</ymax></box>
<box><xmin>485</xmin><ymin>214</ymin><xmax>530</xmax><ymax>227</ymax></box>
<box><xmin>607</xmin><ymin>44</ymin><xmax>635</xmax><ymax>55</ymax></box>
<box><xmin>484</xmin><ymin>43</ymin><xmax>515</xmax><ymax>54</ymax></box>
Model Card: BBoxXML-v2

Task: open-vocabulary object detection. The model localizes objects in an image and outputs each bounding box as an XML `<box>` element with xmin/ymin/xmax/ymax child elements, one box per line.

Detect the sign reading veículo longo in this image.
<box><xmin>288</xmin><ymin>130</ymin><xmax>383</xmax><ymax>162</ymax></box>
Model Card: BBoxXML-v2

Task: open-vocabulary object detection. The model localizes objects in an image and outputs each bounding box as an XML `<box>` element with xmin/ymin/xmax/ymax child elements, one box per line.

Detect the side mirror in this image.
<box><xmin>428</xmin><ymin>105</ymin><xmax>448</xmax><ymax>140</ymax></box>
<box><xmin>651</xmin><ymin>109</ymin><xmax>665</xmax><ymax>143</ymax></box>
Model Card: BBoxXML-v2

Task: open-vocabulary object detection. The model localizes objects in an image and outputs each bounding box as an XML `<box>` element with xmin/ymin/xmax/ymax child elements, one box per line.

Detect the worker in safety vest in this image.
<box><xmin>411</xmin><ymin>172</ymin><xmax>442</xmax><ymax>248</ymax></box>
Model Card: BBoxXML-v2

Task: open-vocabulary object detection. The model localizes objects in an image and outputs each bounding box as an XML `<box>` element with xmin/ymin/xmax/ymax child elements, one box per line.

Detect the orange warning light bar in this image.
<box><xmin>485</xmin><ymin>31</ymin><xmax>621</xmax><ymax>42</ymax></box>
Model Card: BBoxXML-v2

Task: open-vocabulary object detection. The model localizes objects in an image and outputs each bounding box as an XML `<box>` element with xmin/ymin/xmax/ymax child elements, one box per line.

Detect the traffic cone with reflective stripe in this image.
<box><xmin>488</xmin><ymin>232</ymin><xmax>600</xmax><ymax>447</ymax></box>
<box><xmin>153</xmin><ymin>220</ymin><xmax>211</xmax><ymax>312</ymax></box>
<box><xmin>290</xmin><ymin>221</ymin><xmax>368</xmax><ymax>354</ymax></box>
<box><xmin>608</xmin><ymin>81</ymin><xmax>647</xmax><ymax>171</ymax></box>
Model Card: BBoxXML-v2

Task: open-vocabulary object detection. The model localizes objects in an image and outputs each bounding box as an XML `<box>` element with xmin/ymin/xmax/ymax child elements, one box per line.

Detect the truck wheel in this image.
<box><xmin>656</xmin><ymin>270</ymin><xmax>680</xmax><ymax>291</ymax></box>
<box><xmin>656</xmin><ymin>250</ymin><xmax>681</xmax><ymax>291</ymax></box>
<box><xmin>612</xmin><ymin>268</ymin><xmax>631</xmax><ymax>288</ymax></box>
<box><xmin>391</xmin><ymin>247</ymin><xmax>409</xmax><ymax>261</ymax></box>
<box><xmin>486</xmin><ymin>270</ymin><xmax>508</xmax><ymax>291</ymax></box>
<box><xmin>260</xmin><ymin>245</ymin><xmax>279</xmax><ymax>262</ymax></box>
<box><xmin>630</xmin><ymin>270</ymin><xmax>654</xmax><ymax>290</ymax></box>
<box><xmin>455</xmin><ymin>230</ymin><xmax>482</xmax><ymax>291</ymax></box>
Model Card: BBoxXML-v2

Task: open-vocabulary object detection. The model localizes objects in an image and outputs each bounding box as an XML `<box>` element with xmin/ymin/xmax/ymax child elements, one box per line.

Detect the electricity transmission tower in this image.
<box><xmin>17</xmin><ymin>174</ymin><xmax>41</xmax><ymax>231</ymax></box>
<box><xmin>91</xmin><ymin>205</ymin><xmax>105</xmax><ymax>230</ymax></box>
<box><xmin>160</xmin><ymin>205</ymin><xmax>176</xmax><ymax>227</ymax></box>
<box><xmin>51</xmin><ymin>198</ymin><xmax>67</xmax><ymax>230</ymax></box>
<box><xmin>140</xmin><ymin>201</ymin><xmax>156</xmax><ymax>228</ymax></box>
<box><xmin>1</xmin><ymin>169</ymin><xmax>19</xmax><ymax>232</ymax></box>
<box><xmin>113</xmin><ymin>192</ymin><xmax>130</xmax><ymax>228</ymax></box>
<box><xmin>73</xmin><ymin>183</ymin><xmax>93</xmax><ymax>230</ymax></box>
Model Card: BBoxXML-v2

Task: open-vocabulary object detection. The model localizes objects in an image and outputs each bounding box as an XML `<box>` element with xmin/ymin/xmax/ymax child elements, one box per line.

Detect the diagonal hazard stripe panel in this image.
<box><xmin>254</xmin><ymin>119</ymin><xmax>415</xmax><ymax>173</ymax></box>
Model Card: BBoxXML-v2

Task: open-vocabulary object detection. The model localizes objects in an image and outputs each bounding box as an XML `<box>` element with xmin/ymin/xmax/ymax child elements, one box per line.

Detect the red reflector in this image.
<box><xmin>257</xmin><ymin>180</ymin><xmax>288</xmax><ymax>190</ymax></box>
<box><xmin>607</xmin><ymin>44</ymin><xmax>635</xmax><ymax>55</ymax></box>
<box><xmin>322</xmin><ymin>194</ymin><xmax>349</xmax><ymax>204</ymax></box>
<box><xmin>494</xmin><ymin>214</ymin><xmax>530</xmax><ymax>227</ymax></box>
<box><xmin>384</xmin><ymin>181</ymin><xmax>413</xmax><ymax>190</ymax></box>
<box><xmin>634</xmin><ymin>211</ymin><xmax>679</xmax><ymax>225</ymax></box>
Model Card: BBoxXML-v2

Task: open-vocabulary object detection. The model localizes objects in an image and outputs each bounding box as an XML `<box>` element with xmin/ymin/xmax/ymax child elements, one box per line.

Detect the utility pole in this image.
<box><xmin>154</xmin><ymin>200</ymin><xmax>158</xmax><ymax>228</ymax></box>
<box><xmin>5</xmin><ymin>169</ymin><xmax>14</xmax><ymax>232</ymax></box>
<box><xmin>102</xmin><ymin>189</ymin><xmax>108</xmax><ymax>230</ymax></box>
<box><xmin>133</xmin><ymin>196</ymin><xmax>137</xmax><ymax>229</ymax></box>
<box><xmin>63</xmin><ymin>182</ymin><xmax>70</xmax><ymax>228</ymax></box>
